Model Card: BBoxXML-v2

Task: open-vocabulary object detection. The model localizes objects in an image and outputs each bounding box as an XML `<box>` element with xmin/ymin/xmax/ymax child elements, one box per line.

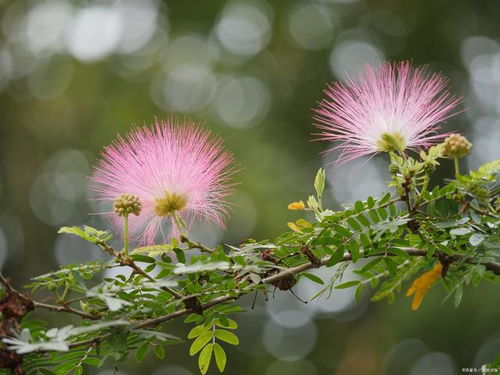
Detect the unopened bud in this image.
<box><xmin>114</xmin><ymin>194</ymin><xmax>142</xmax><ymax>217</ymax></box>
<box><xmin>389</xmin><ymin>163</ymin><xmax>399</xmax><ymax>174</ymax></box>
<box><xmin>288</xmin><ymin>201</ymin><xmax>305</xmax><ymax>210</ymax></box>
<box><xmin>443</xmin><ymin>134</ymin><xmax>472</xmax><ymax>159</ymax></box>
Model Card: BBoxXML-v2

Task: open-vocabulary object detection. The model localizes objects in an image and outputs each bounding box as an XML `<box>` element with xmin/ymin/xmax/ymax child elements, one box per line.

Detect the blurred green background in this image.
<box><xmin>1</xmin><ymin>0</ymin><xmax>499</xmax><ymax>374</ymax></box>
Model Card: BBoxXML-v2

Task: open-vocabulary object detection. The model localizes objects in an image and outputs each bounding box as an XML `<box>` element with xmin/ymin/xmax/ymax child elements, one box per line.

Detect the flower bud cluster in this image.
<box><xmin>443</xmin><ymin>134</ymin><xmax>472</xmax><ymax>159</ymax></box>
<box><xmin>114</xmin><ymin>194</ymin><xmax>142</xmax><ymax>217</ymax></box>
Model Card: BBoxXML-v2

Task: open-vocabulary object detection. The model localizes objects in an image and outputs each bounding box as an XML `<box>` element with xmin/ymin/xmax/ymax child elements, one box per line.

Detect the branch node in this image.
<box><xmin>183</xmin><ymin>296</ymin><xmax>203</xmax><ymax>315</ymax></box>
<box><xmin>302</xmin><ymin>245</ymin><xmax>321</xmax><ymax>268</ymax></box>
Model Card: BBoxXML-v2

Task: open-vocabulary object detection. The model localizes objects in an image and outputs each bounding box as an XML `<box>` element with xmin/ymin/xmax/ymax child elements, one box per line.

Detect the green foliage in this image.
<box><xmin>58</xmin><ymin>226</ymin><xmax>112</xmax><ymax>245</ymax></box>
<box><xmin>188</xmin><ymin>316</ymin><xmax>238</xmax><ymax>374</ymax></box>
<box><xmin>1</xmin><ymin>149</ymin><xmax>498</xmax><ymax>374</ymax></box>
<box><xmin>130</xmin><ymin>244</ymin><xmax>174</xmax><ymax>256</ymax></box>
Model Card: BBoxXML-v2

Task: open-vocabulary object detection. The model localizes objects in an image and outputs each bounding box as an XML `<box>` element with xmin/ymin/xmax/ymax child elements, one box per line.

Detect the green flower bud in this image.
<box><xmin>114</xmin><ymin>194</ymin><xmax>142</xmax><ymax>217</ymax></box>
<box><xmin>442</xmin><ymin>134</ymin><xmax>472</xmax><ymax>159</ymax></box>
<box><xmin>389</xmin><ymin>163</ymin><xmax>399</xmax><ymax>174</ymax></box>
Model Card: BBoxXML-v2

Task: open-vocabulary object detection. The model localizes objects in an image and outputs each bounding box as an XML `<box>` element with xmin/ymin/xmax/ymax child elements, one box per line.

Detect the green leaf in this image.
<box><xmin>198</xmin><ymin>343</ymin><xmax>214</xmax><ymax>375</ymax></box>
<box><xmin>450</xmin><ymin>228</ymin><xmax>472</xmax><ymax>236</ymax></box>
<box><xmin>57</xmin><ymin>226</ymin><xmax>86</xmax><ymax>237</ymax></box>
<box><xmin>357</xmin><ymin>215</ymin><xmax>371</xmax><ymax>227</ymax></box>
<box><xmin>174</xmin><ymin>248</ymin><xmax>186</xmax><ymax>264</ymax></box>
<box><xmin>335</xmin><ymin>280</ymin><xmax>360</xmax><ymax>289</ymax></box>
<box><xmin>469</xmin><ymin>233</ymin><xmax>485</xmax><ymax>246</ymax></box>
<box><xmin>214</xmin><ymin>330</ymin><xmax>239</xmax><ymax>345</ymax></box>
<box><xmin>218</xmin><ymin>315</ymin><xmax>230</xmax><ymax>327</ymax></box>
<box><xmin>213</xmin><ymin>304</ymin><xmax>244</xmax><ymax>313</ymax></box>
<box><xmin>367</xmin><ymin>196</ymin><xmax>375</xmax><ymax>208</ymax></box>
<box><xmin>384</xmin><ymin>258</ymin><xmax>397</xmax><ymax>275</ymax></box>
<box><xmin>360</xmin><ymin>233</ymin><xmax>371</xmax><ymax>249</ymax></box>
<box><xmin>359</xmin><ymin>257</ymin><xmax>382</xmax><ymax>273</ymax></box>
<box><xmin>368</xmin><ymin>210</ymin><xmax>380</xmax><ymax>223</ymax></box>
<box><xmin>349</xmin><ymin>240</ymin><xmax>360</xmax><ymax>262</ymax></box>
<box><xmin>355</xmin><ymin>283</ymin><xmax>364</xmax><ymax>301</ymax></box>
<box><xmin>347</xmin><ymin>217</ymin><xmax>361</xmax><ymax>231</ymax></box>
<box><xmin>213</xmin><ymin>343</ymin><xmax>227</xmax><ymax>372</ymax></box>
<box><xmin>188</xmin><ymin>325</ymin><xmax>209</xmax><ymax>339</ymax></box>
<box><xmin>388</xmin><ymin>248</ymin><xmax>410</xmax><ymax>259</ymax></box>
<box><xmin>388</xmin><ymin>204</ymin><xmax>397</xmax><ymax>217</ymax></box>
<box><xmin>135</xmin><ymin>342</ymin><xmax>149</xmax><ymax>363</ymax></box>
<box><xmin>184</xmin><ymin>314</ymin><xmax>202</xmax><ymax>324</ymax></box>
<box><xmin>354</xmin><ymin>201</ymin><xmax>365</xmax><ymax>212</ymax></box>
<box><xmin>58</xmin><ymin>226</ymin><xmax>112</xmax><ymax>244</ymax></box>
<box><xmin>153</xmin><ymin>345</ymin><xmax>166</xmax><ymax>360</ymax></box>
<box><xmin>378</xmin><ymin>192</ymin><xmax>392</xmax><ymax>205</ymax></box>
<box><xmin>215</xmin><ymin>318</ymin><xmax>238</xmax><ymax>330</ymax></box>
<box><xmin>331</xmin><ymin>224</ymin><xmax>351</xmax><ymax>238</ymax></box>
<box><xmin>326</xmin><ymin>248</ymin><xmax>345</xmax><ymax>267</ymax></box>
<box><xmin>377</xmin><ymin>207</ymin><xmax>388</xmax><ymax>220</ymax></box>
<box><xmin>471</xmin><ymin>159</ymin><xmax>500</xmax><ymax>180</ymax></box>
<box><xmin>189</xmin><ymin>331</ymin><xmax>213</xmax><ymax>356</ymax></box>
<box><xmin>83</xmin><ymin>357</ymin><xmax>101</xmax><ymax>366</ymax></box>
<box><xmin>131</xmin><ymin>254</ymin><xmax>156</xmax><ymax>263</ymax></box>
<box><xmin>300</xmin><ymin>272</ymin><xmax>324</xmax><ymax>285</ymax></box>
<box><xmin>314</xmin><ymin>168</ymin><xmax>326</xmax><ymax>197</ymax></box>
<box><xmin>131</xmin><ymin>244</ymin><xmax>174</xmax><ymax>256</ymax></box>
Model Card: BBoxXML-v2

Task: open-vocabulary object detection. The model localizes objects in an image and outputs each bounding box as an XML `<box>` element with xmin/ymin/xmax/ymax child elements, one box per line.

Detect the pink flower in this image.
<box><xmin>314</xmin><ymin>61</ymin><xmax>461</xmax><ymax>165</ymax></box>
<box><xmin>91</xmin><ymin>119</ymin><xmax>236</xmax><ymax>244</ymax></box>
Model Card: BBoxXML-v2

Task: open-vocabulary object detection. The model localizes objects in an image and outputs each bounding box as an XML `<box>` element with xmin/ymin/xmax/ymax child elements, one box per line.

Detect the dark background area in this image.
<box><xmin>0</xmin><ymin>0</ymin><xmax>499</xmax><ymax>374</ymax></box>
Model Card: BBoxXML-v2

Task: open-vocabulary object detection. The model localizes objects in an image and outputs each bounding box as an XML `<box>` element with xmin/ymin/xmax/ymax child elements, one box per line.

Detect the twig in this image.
<box><xmin>32</xmin><ymin>301</ymin><xmax>97</xmax><ymax>320</ymax></box>
<box><xmin>0</xmin><ymin>273</ymin><xmax>14</xmax><ymax>291</ymax></box>
<box><xmin>119</xmin><ymin>255</ymin><xmax>183</xmax><ymax>300</ymax></box>
<box><xmin>180</xmin><ymin>236</ymin><xmax>214</xmax><ymax>253</ymax></box>
<box><xmin>97</xmin><ymin>241</ymin><xmax>184</xmax><ymax>300</ymax></box>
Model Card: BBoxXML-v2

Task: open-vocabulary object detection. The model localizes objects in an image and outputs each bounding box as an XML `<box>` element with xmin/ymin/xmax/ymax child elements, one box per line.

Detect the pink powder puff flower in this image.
<box><xmin>91</xmin><ymin>119</ymin><xmax>237</xmax><ymax>244</ymax></box>
<box><xmin>314</xmin><ymin>61</ymin><xmax>461</xmax><ymax>165</ymax></box>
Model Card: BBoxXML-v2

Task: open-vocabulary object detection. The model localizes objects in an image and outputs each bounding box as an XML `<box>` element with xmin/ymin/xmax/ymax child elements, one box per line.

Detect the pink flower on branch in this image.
<box><xmin>314</xmin><ymin>61</ymin><xmax>461</xmax><ymax>165</ymax></box>
<box><xmin>91</xmin><ymin>119</ymin><xmax>237</xmax><ymax>244</ymax></box>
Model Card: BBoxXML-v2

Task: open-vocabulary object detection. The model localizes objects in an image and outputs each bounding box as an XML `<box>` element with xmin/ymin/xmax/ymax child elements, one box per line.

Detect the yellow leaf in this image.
<box><xmin>287</xmin><ymin>222</ymin><xmax>301</xmax><ymax>232</ymax></box>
